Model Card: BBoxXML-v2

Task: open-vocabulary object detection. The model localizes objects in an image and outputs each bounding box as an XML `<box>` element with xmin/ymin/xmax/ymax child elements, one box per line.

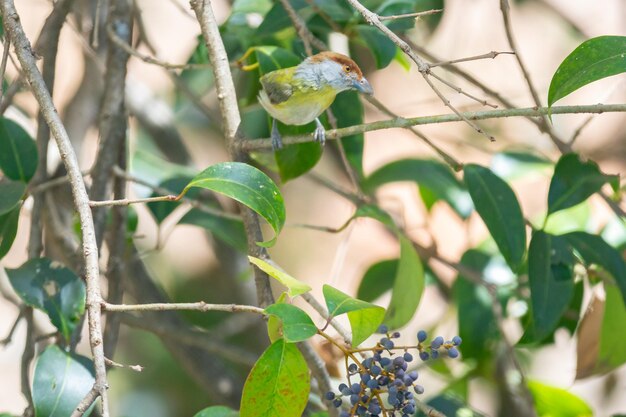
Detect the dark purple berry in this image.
<box><xmin>366</xmin><ymin>379</ymin><xmax>379</xmax><ymax>389</ymax></box>
<box><xmin>408</xmin><ymin>370</ymin><xmax>418</xmax><ymax>381</ymax></box>
<box><xmin>333</xmin><ymin>398</ymin><xmax>342</xmax><ymax>408</ymax></box>
<box><xmin>393</xmin><ymin>356</ymin><xmax>405</xmax><ymax>367</ymax></box>
<box><xmin>431</xmin><ymin>350</ymin><xmax>439</xmax><ymax>359</ymax></box>
<box><xmin>414</xmin><ymin>384</ymin><xmax>424</xmax><ymax>394</ymax></box>
<box><xmin>417</xmin><ymin>330</ymin><xmax>427</xmax><ymax>342</ymax></box>
<box><xmin>325</xmin><ymin>391</ymin><xmax>335</xmax><ymax>400</ymax></box>
<box><xmin>392</xmin><ymin>331</ymin><xmax>401</xmax><ymax>338</ymax></box>
<box><xmin>369</xmin><ymin>403</ymin><xmax>382</xmax><ymax>414</ymax></box>
<box><xmin>350</xmin><ymin>383</ymin><xmax>361</xmax><ymax>394</ymax></box>
<box><xmin>348</xmin><ymin>363</ymin><xmax>358</xmax><ymax>373</ymax></box>
<box><xmin>377</xmin><ymin>324</ymin><xmax>388</xmax><ymax>334</ymax></box>
<box><xmin>452</xmin><ymin>335</ymin><xmax>462</xmax><ymax>346</ymax></box>
<box><xmin>403</xmin><ymin>352</ymin><xmax>413</xmax><ymax>362</ymax></box>
<box><xmin>431</xmin><ymin>336</ymin><xmax>444</xmax><ymax>349</ymax></box>
<box><xmin>371</xmin><ymin>365</ymin><xmax>382</xmax><ymax>375</ymax></box>
<box><xmin>419</xmin><ymin>351</ymin><xmax>429</xmax><ymax>361</ymax></box>
<box><xmin>447</xmin><ymin>347</ymin><xmax>460</xmax><ymax>358</ymax></box>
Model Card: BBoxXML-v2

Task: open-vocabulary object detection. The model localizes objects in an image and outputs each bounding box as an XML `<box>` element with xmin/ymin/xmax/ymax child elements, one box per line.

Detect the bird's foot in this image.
<box><xmin>271</xmin><ymin>119</ymin><xmax>283</xmax><ymax>150</ymax></box>
<box><xmin>314</xmin><ymin>118</ymin><xmax>326</xmax><ymax>146</ymax></box>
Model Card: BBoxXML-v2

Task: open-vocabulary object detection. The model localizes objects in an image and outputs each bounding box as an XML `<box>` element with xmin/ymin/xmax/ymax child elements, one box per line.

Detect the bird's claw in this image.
<box><xmin>271</xmin><ymin>119</ymin><xmax>283</xmax><ymax>150</ymax></box>
<box><xmin>314</xmin><ymin>118</ymin><xmax>326</xmax><ymax>146</ymax></box>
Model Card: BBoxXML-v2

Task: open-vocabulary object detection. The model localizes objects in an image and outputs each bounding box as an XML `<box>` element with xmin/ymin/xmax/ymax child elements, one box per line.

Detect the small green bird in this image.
<box><xmin>258</xmin><ymin>51</ymin><xmax>374</xmax><ymax>150</ymax></box>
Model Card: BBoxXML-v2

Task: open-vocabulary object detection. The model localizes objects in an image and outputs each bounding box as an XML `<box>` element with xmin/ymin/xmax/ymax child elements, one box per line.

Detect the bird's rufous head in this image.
<box><xmin>303</xmin><ymin>51</ymin><xmax>374</xmax><ymax>95</ymax></box>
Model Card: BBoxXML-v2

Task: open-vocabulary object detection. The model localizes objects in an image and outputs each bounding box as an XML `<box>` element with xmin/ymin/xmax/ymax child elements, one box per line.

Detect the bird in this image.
<box><xmin>258</xmin><ymin>51</ymin><xmax>374</xmax><ymax>150</ymax></box>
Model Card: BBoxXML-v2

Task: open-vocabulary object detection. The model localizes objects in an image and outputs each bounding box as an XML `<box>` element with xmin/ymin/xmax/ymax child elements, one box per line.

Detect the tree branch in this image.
<box><xmin>238</xmin><ymin>103</ymin><xmax>626</xmax><ymax>151</ymax></box>
<box><xmin>0</xmin><ymin>1</ymin><xmax>110</xmax><ymax>415</ymax></box>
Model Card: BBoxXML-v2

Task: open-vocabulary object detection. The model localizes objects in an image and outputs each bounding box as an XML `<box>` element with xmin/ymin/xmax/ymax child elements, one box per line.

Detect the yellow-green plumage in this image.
<box><xmin>257</xmin><ymin>51</ymin><xmax>373</xmax><ymax>149</ymax></box>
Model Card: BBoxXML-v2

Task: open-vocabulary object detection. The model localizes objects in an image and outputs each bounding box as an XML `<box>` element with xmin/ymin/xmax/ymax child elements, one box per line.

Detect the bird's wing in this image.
<box><xmin>260</xmin><ymin>70</ymin><xmax>294</xmax><ymax>105</ymax></box>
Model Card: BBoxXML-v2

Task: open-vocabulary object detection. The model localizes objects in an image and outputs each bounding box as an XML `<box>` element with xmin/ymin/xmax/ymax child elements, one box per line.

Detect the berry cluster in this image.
<box><xmin>326</xmin><ymin>325</ymin><xmax>462</xmax><ymax>417</ymax></box>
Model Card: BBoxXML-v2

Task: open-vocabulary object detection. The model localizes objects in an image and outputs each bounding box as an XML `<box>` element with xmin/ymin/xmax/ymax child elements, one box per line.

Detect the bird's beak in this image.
<box><xmin>353</xmin><ymin>77</ymin><xmax>373</xmax><ymax>95</ymax></box>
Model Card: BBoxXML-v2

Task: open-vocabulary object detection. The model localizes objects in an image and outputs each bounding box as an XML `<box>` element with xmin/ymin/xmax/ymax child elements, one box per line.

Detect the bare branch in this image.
<box><xmin>0</xmin><ymin>1</ymin><xmax>110</xmax><ymax>414</ymax></box>
<box><xmin>103</xmin><ymin>301</ymin><xmax>266</xmax><ymax>314</ymax></box>
<box><xmin>238</xmin><ymin>103</ymin><xmax>626</xmax><ymax>151</ymax></box>
<box><xmin>378</xmin><ymin>9</ymin><xmax>442</xmax><ymax>21</ymax></box>
<box><xmin>429</xmin><ymin>50</ymin><xmax>515</xmax><ymax>68</ymax></box>
<box><xmin>89</xmin><ymin>195</ymin><xmax>178</xmax><ymax>207</ymax></box>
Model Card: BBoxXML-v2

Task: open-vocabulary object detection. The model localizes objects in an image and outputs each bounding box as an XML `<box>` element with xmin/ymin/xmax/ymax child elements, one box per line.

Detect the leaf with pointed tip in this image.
<box><xmin>548</xmin><ymin>36</ymin><xmax>626</xmax><ymax>107</ymax></box>
<box><xmin>322</xmin><ymin>285</ymin><xmax>385</xmax><ymax>345</ymax></box>
<box><xmin>183</xmin><ymin>162</ymin><xmax>285</xmax><ymax>247</ymax></box>
<box><xmin>464</xmin><ymin>164</ymin><xmax>526</xmax><ymax>271</ymax></box>
<box><xmin>7</xmin><ymin>258</ymin><xmax>85</xmax><ymax>342</ymax></box>
<box><xmin>526</xmin><ymin>231</ymin><xmax>575</xmax><ymax>341</ymax></box>
<box><xmin>0</xmin><ymin>204</ymin><xmax>20</xmax><ymax>260</ymax></box>
<box><xmin>240</xmin><ymin>339</ymin><xmax>309</xmax><ymax>417</ymax></box>
<box><xmin>0</xmin><ymin>179</ymin><xmax>25</xmax><ymax>215</ymax></box>
<box><xmin>364</xmin><ymin>159</ymin><xmax>473</xmax><ymax>219</ymax></box>
<box><xmin>32</xmin><ymin>345</ymin><xmax>94</xmax><ymax>417</ymax></box>
<box><xmin>248</xmin><ymin>256</ymin><xmax>311</xmax><ymax>297</ymax></box>
<box><xmin>265</xmin><ymin>303</ymin><xmax>317</xmax><ymax>342</ymax></box>
<box><xmin>548</xmin><ymin>153</ymin><xmax>618</xmax><ymax>215</ymax></box>
<box><xmin>563</xmin><ymin>231</ymin><xmax>626</xmax><ymax>306</ymax></box>
<box><xmin>0</xmin><ymin>117</ymin><xmax>38</xmax><ymax>182</ymax></box>
<box><xmin>383</xmin><ymin>236</ymin><xmax>424</xmax><ymax>330</ymax></box>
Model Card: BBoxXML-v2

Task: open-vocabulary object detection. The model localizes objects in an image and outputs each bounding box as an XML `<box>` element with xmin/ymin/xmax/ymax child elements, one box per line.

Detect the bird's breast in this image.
<box><xmin>259</xmin><ymin>85</ymin><xmax>337</xmax><ymax>125</ymax></box>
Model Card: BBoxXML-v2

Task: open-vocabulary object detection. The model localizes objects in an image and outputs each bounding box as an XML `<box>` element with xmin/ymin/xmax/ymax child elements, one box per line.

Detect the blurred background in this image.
<box><xmin>0</xmin><ymin>0</ymin><xmax>625</xmax><ymax>416</ymax></box>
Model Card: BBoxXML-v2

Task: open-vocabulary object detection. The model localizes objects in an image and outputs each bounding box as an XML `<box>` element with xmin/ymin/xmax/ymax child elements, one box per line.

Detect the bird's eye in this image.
<box><xmin>344</xmin><ymin>65</ymin><xmax>351</xmax><ymax>72</ymax></box>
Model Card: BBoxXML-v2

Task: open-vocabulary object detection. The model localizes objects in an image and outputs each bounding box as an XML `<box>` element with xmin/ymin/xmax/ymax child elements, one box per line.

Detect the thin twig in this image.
<box><xmin>344</xmin><ymin>0</ymin><xmax>495</xmax><ymax>141</ymax></box>
<box><xmin>70</xmin><ymin>387</ymin><xmax>100</xmax><ymax>417</ymax></box>
<box><xmin>278</xmin><ymin>0</ymin><xmax>326</xmax><ymax>55</ymax></box>
<box><xmin>429</xmin><ymin>50</ymin><xmax>514</xmax><ymax>68</ymax></box>
<box><xmin>104</xmin><ymin>357</ymin><xmax>144</xmax><ymax>372</ymax></box>
<box><xmin>106</xmin><ymin>24</ymin><xmax>212</xmax><ymax>70</ymax></box>
<box><xmin>190</xmin><ymin>0</ymin><xmax>275</xmax><ymax>308</ymax></box>
<box><xmin>89</xmin><ymin>195</ymin><xmax>178</xmax><ymax>207</ymax></box>
<box><xmin>425</xmin><ymin>70</ymin><xmax>498</xmax><ymax>108</ymax></box>
<box><xmin>0</xmin><ymin>38</ymin><xmax>10</xmax><ymax>98</ymax></box>
<box><xmin>103</xmin><ymin>301</ymin><xmax>266</xmax><ymax>314</ymax></box>
<box><xmin>378</xmin><ymin>9</ymin><xmax>442</xmax><ymax>21</ymax></box>
<box><xmin>0</xmin><ymin>2</ymin><xmax>110</xmax><ymax>415</ymax></box>
<box><xmin>238</xmin><ymin>103</ymin><xmax>626</xmax><ymax>151</ymax></box>
<box><xmin>0</xmin><ymin>309</ymin><xmax>23</xmax><ymax>346</ymax></box>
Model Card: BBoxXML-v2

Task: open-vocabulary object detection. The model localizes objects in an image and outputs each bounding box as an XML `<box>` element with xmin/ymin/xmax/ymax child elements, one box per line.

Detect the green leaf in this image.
<box><xmin>322</xmin><ymin>284</ymin><xmax>385</xmax><ymax>345</ymax></box>
<box><xmin>275</xmin><ymin>140</ymin><xmax>323</xmax><ymax>182</ymax></box>
<box><xmin>33</xmin><ymin>345</ymin><xmax>95</xmax><ymax>417</ymax></box>
<box><xmin>543</xmin><ymin>201</ymin><xmax>591</xmax><ymax>235</ymax></box>
<box><xmin>357</xmin><ymin>259</ymin><xmax>398</xmax><ymax>302</ymax></box>
<box><xmin>453</xmin><ymin>250</ymin><xmax>498</xmax><ymax>361</ymax></box>
<box><xmin>147</xmin><ymin>176</ymin><xmax>197</xmax><ymax>224</ymax></box>
<box><xmin>383</xmin><ymin>235</ymin><xmax>424</xmax><ymax>329</ymax></box>
<box><xmin>331</xmin><ymin>91</ymin><xmax>365</xmax><ymax>179</ymax></box>
<box><xmin>547</xmin><ymin>153</ymin><xmax>618</xmax><ymax>215</ymax></box>
<box><xmin>265</xmin><ymin>303</ymin><xmax>318</xmax><ymax>342</ymax></box>
<box><xmin>349</xmin><ymin>305</ymin><xmax>386</xmax><ymax>346</ymax></box>
<box><xmin>7</xmin><ymin>258</ymin><xmax>86</xmax><ymax>342</ymax></box>
<box><xmin>0</xmin><ymin>204</ymin><xmax>20</xmax><ymax>260</ymax></box>
<box><xmin>364</xmin><ymin>159</ymin><xmax>473</xmax><ymax>218</ymax></box>
<box><xmin>417</xmin><ymin>392</ymin><xmax>485</xmax><ymax>417</ymax></box>
<box><xmin>180</xmin><ymin>209</ymin><xmax>247</xmax><ymax>252</ymax></box>
<box><xmin>377</xmin><ymin>0</ymin><xmax>418</xmax><ymax>31</ymax></box>
<box><xmin>528</xmin><ymin>380</ymin><xmax>592</xmax><ymax>417</ymax></box>
<box><xmin>256</xmin><ymin>0</ymin><xmax>308</xmax><ymax>36</ymax></box>
<box><xmin>527</xmin><ymin>231</ymin><xmax>575</xmax><ymax>341</ymax></box>
<box><xmin>563</xmin><ymin>231</ymin><xmax>626</xmax><ymax>305</ymax></box>
<box><xmin>267</xmin><ymin>292</ymin><xmax>288</xmax><ymax>343</ymax></box>
<box><xmin>548</xmin><ymin>36</ymin><xmax>626</xmax><ymax>107</ymax></box>
<box><xmin>464</xmin><ymin>164</ymin><xmax>526</xmax><ymax>271</ymax></box>
<box><xmin>0</xmin><ymin>178</ymin><xmax>26</xmax><ymax>215</ymax></box>
<box><xmin>183</xmin><ymin>162</ymin><xmax>285</xmax><ymax>247</ymax></box>
<box><xmin>354</xmin><ymin>25</ymin><xmax>396</xmax><ymax>69</ymax></box>
<box><xmin>248</xmin><ymin>256</ymin><xmax>312</xmax><ymax>297</ymax></box>
<box><xmin>490</xmin><ymin>151</ymin><xmax>552</xmax><ymax>181</ymax></box>
<box><xmin>598</xmin><ymin>283</ymin><xmax>626</xmax><ymax>371</ymax></box>
<box><xmin>0</xmin><ymin>117</ymin><xmax>38</xmax><ymax>182</ymax></box>
<box><xmin>194</xmin><ymin>406</ymin><xmax>239</xmax><ymax>417</ymax></box>
<box><xmin>240</xmin><ymin>339</ymin><xmax>310</xmax><ymax>417</ymax></box>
